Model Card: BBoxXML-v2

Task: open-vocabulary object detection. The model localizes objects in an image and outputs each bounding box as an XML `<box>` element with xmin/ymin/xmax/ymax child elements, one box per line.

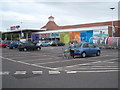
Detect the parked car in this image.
<box><xmin>51</xmin><ymin>41</ymin><xmax>65</xmax><ymax>46</ymax></box>
<box><xmin>0</xmin><ymin>41</ymin><xmax>7</xmax><ymax>48</ymax></box>
<box><xmin>72</xmin><ymin>42</ymin><xmax>101</xmax><ymax>58</ymax></box>
<box><xmin>6</xmin><ymin>41</ymin><xmax>12</xmax><ymax>48</ymax></box>
<box><xmin>36</xmin><ymin>41</ymin><xmax>50</xmax><ymax>47</ymax></box>
<box><xmin>9</xmin><ymin>41</ymin><xmax>22</xmax><ymax>49</ymax></box>
<box><xmin>18</xmin><ymin>42</ymin><xmax>41</xmax><ymax>51</ymax></box>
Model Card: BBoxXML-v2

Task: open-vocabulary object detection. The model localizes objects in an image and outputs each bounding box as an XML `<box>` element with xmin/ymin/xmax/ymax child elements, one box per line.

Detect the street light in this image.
<box><xmin>20</xmin><ymin>22</ymin><xmax>23</xmax><ymax>38</ymax></box>
<box><xmin>110</xmin><ymin>7</ymin><xmax>115</xmax><ymax>37</ymax></box>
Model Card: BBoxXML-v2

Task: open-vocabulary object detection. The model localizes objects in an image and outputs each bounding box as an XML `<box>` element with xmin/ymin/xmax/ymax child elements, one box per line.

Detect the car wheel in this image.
<box><xmin>37</xmin><ymin>47</ymin><xmax>41</xmax><ymax>51</ymax></box>
<box><xmin>9</xmin><ymin>47</ymin><xmax>13</xmax><ymax>49</ymax></box>
<box><xmin>23</xmin><ymin>48</ymin><xmax>27</xmax><ymax>51</ymax></box>
<box><xmin>81</xmin><ymin>52</ymin><xmax>86</xmax><ymax>58</ymax></box>
<box><xmin>96</xmin><ymin>51</ymin><xmax>100</xmax><ymax>56</ymax></box>
<box><xmin>19</xmin><ymin>49</ymin><xmax>22</xmax><ymax>51</ymax></box>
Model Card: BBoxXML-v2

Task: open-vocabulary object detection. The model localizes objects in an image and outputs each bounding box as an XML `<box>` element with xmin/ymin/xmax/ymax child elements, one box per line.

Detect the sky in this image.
<box><xmin>0</xmin><ymin>0</ymin><xmax>119</xmax><ymax>32</ymax></box>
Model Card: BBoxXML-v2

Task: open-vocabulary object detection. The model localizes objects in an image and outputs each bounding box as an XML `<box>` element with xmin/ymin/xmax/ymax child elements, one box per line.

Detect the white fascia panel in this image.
<box><xmin>37</xmin><ymin>26</ymin><xmax>108</xmax><ymax>34</ymax></box>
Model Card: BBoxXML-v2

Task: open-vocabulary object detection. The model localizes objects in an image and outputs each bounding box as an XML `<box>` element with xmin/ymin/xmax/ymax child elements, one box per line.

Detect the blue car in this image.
<box><xmin>72</xmin><ymin>42</ymin><xmax>101</xmax><ymax>58</ymax></box>
<box><xmin>9</xmin><ymin>41</ymin><xmax>21</xmax><ymax>49</ymax></box>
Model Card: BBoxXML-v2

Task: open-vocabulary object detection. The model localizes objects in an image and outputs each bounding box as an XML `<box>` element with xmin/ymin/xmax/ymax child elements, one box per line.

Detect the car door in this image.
<box><xmin>88</xmin><ymin>44</ymin><xmax>96</xmax><ymax>54</ymax></box>
<box><xmin>29</xmin><ymin>43</ymin><xmax>35</xmax><ymax>50</ymax></box>
<box><xmin>83</xmin><ymin>43</ymin><xmax>90</xmax><ymax>55</ymax></box>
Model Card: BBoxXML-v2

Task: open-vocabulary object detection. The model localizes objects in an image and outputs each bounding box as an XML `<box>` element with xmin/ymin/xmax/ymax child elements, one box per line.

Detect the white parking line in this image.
<box><xmin>66</xmin><ymin>71</ymin><xmax>77</xmax><ymax>74</ymax></box>
<box><xmin>24</xmin><ymin>57</ymin><xmax>60</xmax><ymax>62</ymax></box>
<box><xmin>32</xmin><ymin>71</ymin><xmax>43</xmax><ymax>75</ymax></box>
<box><xmin>49</xmin><ymin>71</ymin><xmax>60</xmax><ymax>75</ymax></box>
<box><xmin>90</xmin><ymin>66</ymin><xmax>118</xmax><ymax>67</ymax></box>
<box><xmin>0</xmin><ymin>56</ymin><xmax>57</xmax><ymax>70</ymax></box>
<box><xmin>107</xmin><ymin>62</ymin><xmax>115</xmax><ymax>63</ymax></box>
<box><xmin>75</xmin><ymin>68</ymin><xmax>119</xmax><ymax>70</ymax></box>
<box><xmin>55</xmin><ymin>58</ymin><xmax>118</xmax><ymax>70</ymax></box>
<box><xmin>0</xmin><ymin>71</ymin><xmax>9</xmax><ymax>75</ymax></box>
<box><xmin>71</xmin><ymin>70</ymin><xmax>119</xmax><ymax>73</ymax></box>
<box><xmin>14</xmin><ymin>71</ymin><xmax>27</xmax><ymax>75</ymax></box>
<box><xmin>35</xmin><ymin>58</ymin><xmax>86</xmax><ymax>65</ymax></box>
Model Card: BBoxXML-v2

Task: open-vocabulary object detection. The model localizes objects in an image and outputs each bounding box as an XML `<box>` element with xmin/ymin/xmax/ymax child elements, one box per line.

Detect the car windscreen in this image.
<box><xmin>74</xmin><ymin>43</ymin><xmax>82</xmax><ymax>48</ymax></box>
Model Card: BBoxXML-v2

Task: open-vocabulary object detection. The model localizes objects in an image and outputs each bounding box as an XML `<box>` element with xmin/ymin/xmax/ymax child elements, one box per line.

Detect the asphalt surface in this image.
<box><xmin>0</xmin><ymin>47</ymin><xmax>119</xmax><ymax>88</ymax></box>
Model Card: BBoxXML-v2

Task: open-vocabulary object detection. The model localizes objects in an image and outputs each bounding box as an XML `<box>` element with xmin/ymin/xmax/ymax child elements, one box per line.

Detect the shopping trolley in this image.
<box><xmin>62</xmin><ymin>48</ymin><xmax>70</xmax><ymax>59</ymax></box>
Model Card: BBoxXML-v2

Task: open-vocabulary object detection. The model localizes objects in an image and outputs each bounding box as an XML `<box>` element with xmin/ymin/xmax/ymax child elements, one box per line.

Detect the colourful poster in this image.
<box><xmin>60</xmin><ymin>32</ymin><xmax>70</xmax><ymax>44</ymax></box>
<box><xmin>50</xmin><ymin>33</ymin><xmax>60</xmax><ymax>38</ymax></box>
<box><xmin>70</xmin><ymin>31</ymin><xmax>80</xmax><ymax>42</ymax></box>
<box><xmin>80</xmin><ymin>30</ymin><xmax>93</xmax><ymax>42</ymax></box>
<box><xmin>32</xmin><ymin>34</ymin><xmax>39</xmax><ymax>40</ymax></box>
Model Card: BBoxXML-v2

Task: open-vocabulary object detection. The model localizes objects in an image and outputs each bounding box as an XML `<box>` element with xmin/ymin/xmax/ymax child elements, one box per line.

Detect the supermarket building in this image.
<box><xmin>32</xmin><ymin>16</ymin><xmax>120</xmax><ymax>43</ymax></box>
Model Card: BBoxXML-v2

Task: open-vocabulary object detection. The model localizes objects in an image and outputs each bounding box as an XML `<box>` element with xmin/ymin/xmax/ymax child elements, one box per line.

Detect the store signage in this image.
<box><xmin>10</xmin><ymin>25</ymin><xmax>20</xmax><ymax>30</ymax></box>
<box><xmin>93</xmin><ymin>29</ymin><xmax>108</xmax><ymax>37</ymax></box>
<box><xmin>41</xmin><ymin>33</ymin><xmax>50</xmax><ymax>38</ymax></box>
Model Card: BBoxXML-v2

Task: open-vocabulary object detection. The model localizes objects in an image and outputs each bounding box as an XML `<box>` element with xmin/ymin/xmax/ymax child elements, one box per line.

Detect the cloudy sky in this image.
<box><xmin>0</xmin><ymin>0</ymin><xmax>119</xmax><ymax>32</ymax></box>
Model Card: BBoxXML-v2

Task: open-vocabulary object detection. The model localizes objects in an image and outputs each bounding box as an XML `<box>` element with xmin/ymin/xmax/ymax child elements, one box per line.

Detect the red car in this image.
<box><xmin>0</xmin><ymin>41</ymin><xmax>7</xmax><ymax>48</ymax></box>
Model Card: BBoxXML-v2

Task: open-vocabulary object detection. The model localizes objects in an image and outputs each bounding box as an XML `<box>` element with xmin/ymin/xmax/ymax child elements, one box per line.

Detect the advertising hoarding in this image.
<box><xmin>60</xmin><ymin>32</ymin><xmax>70</xmax><ymax>44</ymax></box>
<box><xmin>108</xmin><ymin>37</ymin><xmax>120</xmax><ymax>47</ymax></box>
<box><xmin>32</xmin><ymin>34</ymin><xmax>40</xmax><ymax>40</ymax></box>
<box><xmin>70</xmin><ymin>31</ymin><xmax>80</xmax><ymax>42</ymax></box>
<box><xmin>80</xmin><ymin>30</ymin><xmax>93</xmax><ymax>42</ymax></box>
<box><xmin>50</xmin><ymin>33</ymin><xmax>60</xmax><ymax>38</ymax></box>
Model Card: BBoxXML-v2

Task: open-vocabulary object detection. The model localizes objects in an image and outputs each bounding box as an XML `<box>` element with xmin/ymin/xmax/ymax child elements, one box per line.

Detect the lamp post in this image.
<box><xmin>20</xmin><ymin>22</ymin><xmax>23</xmax><ymax>38</ymax></box>
<box><xmin>110</xmin><ymin>7</ymin><xmax>115</xmax><ymax>37</ymax></box>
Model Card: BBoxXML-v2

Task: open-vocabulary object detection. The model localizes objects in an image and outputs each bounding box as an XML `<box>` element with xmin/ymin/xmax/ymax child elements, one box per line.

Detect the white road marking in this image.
<box><xmin>17</xmin><ymin>61</ymin><xmax>31</xmax><ymax>65</ymax></box>
<box><xmin>72</xmin><ymin>70</ymin><xmax>119</xmax><ymax>73</ymax></box>
<box><xmin>90</xmin><ymin>66</ymin><xmax>118</xmax><ymax>67</ymax></box>
<box><xmin>103</xmin><ymin>58</ymin><xmax>118</xmax><ymax>62</ymax></box>
<box><xmin>35</xmin><ymin>58</ymin><xmax>85</xmax><ymax>65</ymax></box>
<box><xmin>0</xmin><ymin>71</ymin><xmax>9</xmax><ymax>75</ymax></box>
<box><xmin>49</xmin><ymin>71</ymin><xmax>60</xmax><ymax>74</ymax></box>
<box><xmin>0</xmin><ymin>56</ymin><xmax>57</xmax><ymax>70</ymax></box>
<box><xmin>75</xmin><ymin>68</ymin><xmax>119</xmax><ymax>70</ymax></box>
<box><xmin>24</xmin><ymin>57</ymin><xmax>60</xmax><ymax>62</ymax></box>
<box><xmin>32</xmin><ymin>71</ymin><xmax>43</xmax><ymax>75</ymax></box>
<box><xmin>56</xmin><ymin>58</ymin><xmax>118</xmax><ymax>70</ymax></box>
<box><xmin>107</xmin><ymin>62</ymin><xmax>115</xmax><ymax>63</ymax></box>
<box><xmin>66</xmin><ymin>71</ymin><xmax>77</xmax><ymax>74</ymax></box>
<box><xmin>14</xmin><ymin>71</ymin><xmax>27</xmax><ymax>75</ymax></box>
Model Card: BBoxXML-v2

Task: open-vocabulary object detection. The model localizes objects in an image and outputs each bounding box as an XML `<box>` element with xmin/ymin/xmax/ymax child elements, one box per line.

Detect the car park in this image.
<box><xmin>18</xmin><ymin>42</ymin><xmax>41</xmax><ymax>51</ymax></box>
<box><xmin>72</xmin><ymin>42</ymin><xmax>101</xmax><ymax>58</ymax></box>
